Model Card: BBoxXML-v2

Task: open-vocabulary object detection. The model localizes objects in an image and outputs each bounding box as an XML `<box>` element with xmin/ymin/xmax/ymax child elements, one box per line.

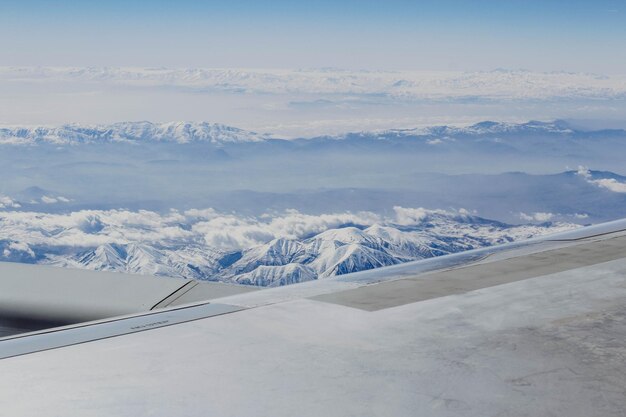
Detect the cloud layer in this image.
<box><xmin>2</xmin><ymin>67</ymin><xmax>625</xmax><ymax>100</ymax></box>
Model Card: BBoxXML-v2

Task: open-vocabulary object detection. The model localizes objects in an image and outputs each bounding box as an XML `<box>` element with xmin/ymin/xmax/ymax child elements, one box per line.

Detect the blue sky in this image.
<box><xmin>1</xmin><ymin>0</ymin><xmax>625</xmax><ymax>72</ymax></box>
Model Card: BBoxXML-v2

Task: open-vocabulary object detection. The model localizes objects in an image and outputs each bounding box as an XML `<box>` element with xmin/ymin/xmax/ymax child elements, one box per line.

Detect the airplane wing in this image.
<box><xmin>1</xmin><ymin>219</ymin><xmax>626</xmax><ymax>416</ymax></box>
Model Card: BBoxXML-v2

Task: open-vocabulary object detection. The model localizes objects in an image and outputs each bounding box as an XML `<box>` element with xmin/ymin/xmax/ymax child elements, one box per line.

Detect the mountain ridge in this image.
<box><xmin>2</xmin><ymin>120</ymin><xmax>625</xmax><ymax>146</ymax></box>
<box><xmin>0</xmin><ymin>121</ymin><xmax>269</xmax><ymax>145</ymax></box>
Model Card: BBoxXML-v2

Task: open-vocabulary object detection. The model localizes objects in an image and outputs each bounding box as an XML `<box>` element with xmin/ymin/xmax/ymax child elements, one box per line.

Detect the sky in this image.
<box><xmin>1</xmin><ymin>0</ymin><xmax>625</xmax><ymax>73</ymax></box>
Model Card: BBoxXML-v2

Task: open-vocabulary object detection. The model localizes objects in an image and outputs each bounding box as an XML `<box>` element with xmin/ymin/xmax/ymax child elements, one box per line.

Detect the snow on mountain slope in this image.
<box><xmin>227</xmin><ymin>238</ymin><xmax>309</xmax><ymax>275</ymax></box>
<box><xmin>75</xmin><ymin>243</ymin><xmax>127</xmax><ymax>271</ymax></box>
<box><xmin>325</xmin><ymin>119</ymin><xmax>611</xmax><ymax>142</ymax></box>
<box><xmin>233</xmin><ymin>264</ymin><xmax>317</xmax><ymax>287</ymax></box>
<box><xmin>0</xmin><ymin>207</ymin><xmax>578</xmax><ymax>286</ymax></box>
<box><xmin>218</xmin><ymin>213</ymin><xmax>568</xmax><ymax>283</ymax></box>
<box><xmin>49</xmin><ymin>242</ymin><xmax>224</xmax><ymax>282</ymax></box>
<box><xmin>311</xmin><ymin>243</ymin><xmax>401</xmax><ymax>279</ymax></box>
<box><xmin>0</xmin><ymin>121</ymin><xmax>269</xmax><ymax>145</ymax></box>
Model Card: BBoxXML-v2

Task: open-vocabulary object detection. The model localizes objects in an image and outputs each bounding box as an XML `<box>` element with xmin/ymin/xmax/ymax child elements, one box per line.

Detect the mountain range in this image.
<box><xmin>0</xmin><ymin>121</ymin><xmax>269</xmax><ymax>145</ymax></box>
<box><xmin>0</xmin><ymin>120</ymin><xmax>625</xmax><ymax>225</ymax></box>
<box><xmin>0</xmin><ymin>208</ymin><xmax>577</xmax><ymax>287</ymax></box>
<box><xmin>1</xmin><ymin>119</ymin><xmax>625</xmax><ymax>147</ymax></box>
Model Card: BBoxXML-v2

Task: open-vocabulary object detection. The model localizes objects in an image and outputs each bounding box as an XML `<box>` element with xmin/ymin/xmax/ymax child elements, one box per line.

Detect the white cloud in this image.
<box><xmin>0</xmin><ymin>209</ymin><xmax>194</xmax><ymax>248</ymax></box>
<box><xmin>4</xmin><ymin>242</ymin><xmax>35</xmax><ymax>258</ymax></box>
<box><xmin>426</xmin><ymin>138</ymin><xmax>443</xmax><ymax>145</ymax></box>
<box><xmin>193</xmin><ymin>216</ymin><xmax>276</xmax><ymax>250</ymax></box>
<box><xmin>591</xmin><ymin>178</ymin><xmax>626</xmax><ymax>193</ymax></box>
<box><xmin>0</xmin><ymin>205</ymin><xmax>579</xmax><ymax>260</ymax></box>
<box><xmin>458</xmin><ymin>208</ymin><xmax>477</xmax><ymax>216</ymax></box>
<box><xmin>577</xmin><ymin>165</ymin><xmax>592</xmax><ymax>179</ymax></box>
<box><xmin>520</xmin><ymin>212</ymin><xmax>554</xmax><ymax>222</ymax></box>
<box><xmin>0</xmin><ymin>195</ymin><xmax>21</xmax><ymax>209</ymax></box>
<box><xmin>577</xmin><ymin>165</ymin><xmax>626</xmax><ymax>193</ymax></box>
<box><xmin>40</xmin><ymin>195</ymin><xmax>71</xmax><ymax>204</ymax></box>
<box><xmin>393</xmin><ymin>206</ymin><xmax>450</xmax><ymax>225</ymax></box>
<box><xmin>41</xmin><ymin>196</ymin><xmax>58</xmax><ymax>204</ymax></box>
<box><xmin>183</xmin><ymin>208</ymin><xmax>219</xmax><ymax>219</ymax></box>
<box><xmin>0</xmin><ymin>206</ymin><xmax>470</xmax><ymax>253</ymax></box>
<box><xmin>192</xmin><ymin>209</ymin><xmax>382</xmax><ymax>250</ymax></box>
<box><xmin>266</xmin><ymin>210</ymin><xmax>381</xmax><ymax>239</ymax></box>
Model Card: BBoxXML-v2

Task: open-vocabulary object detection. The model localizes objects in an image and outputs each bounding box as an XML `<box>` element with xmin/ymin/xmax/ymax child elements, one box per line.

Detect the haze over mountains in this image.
<box><xmin>0</xmin><ymin>118</ymin><xmax>624</xmax><ymax>285</ymax></box>
<box><xmin>0</xmin><ymin>119</ymin><xmax>625</xmax><ymax>220</ymax></box>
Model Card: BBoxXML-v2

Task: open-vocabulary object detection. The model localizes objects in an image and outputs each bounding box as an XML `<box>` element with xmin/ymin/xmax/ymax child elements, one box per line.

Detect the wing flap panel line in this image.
<box><xmin>150</xmin><ymin>281</ymin><xmax>198</xmax><ymax>310</ymax></box>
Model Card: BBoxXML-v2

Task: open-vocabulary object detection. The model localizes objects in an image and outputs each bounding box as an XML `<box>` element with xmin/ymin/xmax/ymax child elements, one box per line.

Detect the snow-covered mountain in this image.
<box><xmin>2</xmin><ymin>119</ymin><xmax>625</xmax><ymax>148</ymax></box>
<box><xmin>352</xmin><ymin>120</ymin><xmax>574</xmax><ymax>138</ymax></box>
<box><xmin>0</xmin><ymin>121</ymin><xmax>269</xmax><ymax>145</ymax></box>
<box><xmin>322</xmin><ymin>119</ymin><xmax>626</xmax><ymax>143</ymax></box>
<box><xmin>61</xmin><ymin>242</ymin><xmax>223</xmax><ymax>281</ymax></box>
<box><xmin>0</xmin><ymin>207</ymin><xmax>578</xmax><ymax>287</ymax></box>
